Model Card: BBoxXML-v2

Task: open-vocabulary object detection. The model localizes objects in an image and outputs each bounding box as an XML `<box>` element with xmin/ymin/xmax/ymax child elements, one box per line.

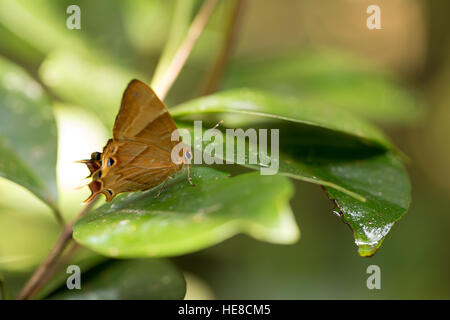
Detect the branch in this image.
<box><xmin>152</xmin><ymin>0</ymin><xmax>220</xmax><ymax>100</ymax></box>
<box><xmin>51</xmin><ymin>206</ymin><xmax>65</xmax><ymax>227</ymax></box>
<box><xmin>30</xmin><ymin>242</ymin><xmax>81</xmax><ymax>299</ymax></box>
<box><xmin>151</xmin><ymin>0</ymin><xmax>196</xmax><ymax>90</ymax></box>
<box><xmin>16</xmin><ymin>196</ymin><xmax>98</xmax><ymax>300</ymax></box>
<box><xmin>202</xmin><ymin>0</ymin><xmax>245</xmax><ymax>95</ymax></box>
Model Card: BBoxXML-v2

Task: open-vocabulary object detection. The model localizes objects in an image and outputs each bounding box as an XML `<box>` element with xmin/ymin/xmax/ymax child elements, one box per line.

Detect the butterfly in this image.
<box><xmin>78</xmin><ymin>79</ymin><xmax>193</xmax><ymax>203</ymax></box>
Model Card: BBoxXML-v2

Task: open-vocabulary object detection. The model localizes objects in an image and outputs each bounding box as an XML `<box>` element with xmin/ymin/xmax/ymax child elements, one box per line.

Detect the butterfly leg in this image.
<box><xmin>187</xmin><ymin>164</ymin><xmax>195</xmax><ymax>186</ymax></box>
<box><xmin>154</xmin><ymin>178</ymin><xmax>169</xmax><ymax>198</ymax></box>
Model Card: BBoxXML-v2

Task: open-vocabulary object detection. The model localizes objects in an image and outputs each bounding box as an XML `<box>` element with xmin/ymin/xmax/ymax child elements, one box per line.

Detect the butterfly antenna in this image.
<box><xmin>74</xmin><ymin>159</ymin><xmax>90</xmax><ymax>163</ymax></box>
<box><xmin>73</xmin><ymin>182</ymin><xmax>89</xmax><ymax>191</ymax></box>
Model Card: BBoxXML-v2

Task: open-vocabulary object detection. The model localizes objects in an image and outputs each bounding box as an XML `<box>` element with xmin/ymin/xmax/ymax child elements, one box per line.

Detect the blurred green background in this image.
<box><xmin>0</xmin><ymin>0</ymin><xmax>449</xmax><ymax>299</ymax></box>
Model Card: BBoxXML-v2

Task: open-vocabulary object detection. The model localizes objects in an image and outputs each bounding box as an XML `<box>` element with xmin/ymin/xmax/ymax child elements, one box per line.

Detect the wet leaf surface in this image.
<box><xmin>74</xmin><ymin>167</ymin><xmax>298</xmax><ymax>258</ymax></box>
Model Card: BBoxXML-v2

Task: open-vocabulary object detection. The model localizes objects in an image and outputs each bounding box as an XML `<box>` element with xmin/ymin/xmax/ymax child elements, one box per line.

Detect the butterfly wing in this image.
<box><xmin>113</xmin><ymin>79</ymin><xmax>179</xmax><ymax>152</ymax></box>
<box><xmin>83</xmin><ymin>80</ymin><xmax>184</xmax><ymax>203</ymax></box>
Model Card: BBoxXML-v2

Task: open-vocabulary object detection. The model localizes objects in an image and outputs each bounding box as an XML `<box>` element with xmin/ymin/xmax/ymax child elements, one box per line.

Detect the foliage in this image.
<box><xmin>0</xmin><ymin>0</ymin><xmax>416</xmax><ymax>299</ymax></box>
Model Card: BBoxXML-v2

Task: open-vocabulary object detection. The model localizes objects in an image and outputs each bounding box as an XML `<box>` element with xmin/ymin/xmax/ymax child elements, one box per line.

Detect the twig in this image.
<box><xmin>29</xmin><ymin>242</ymin><xmax>81</xmax><ymax>299</ymax></box>
<box><xmin>51</xmin><ymin>206</ymin><xmax>65</xmax><ymax>227</ymax></box>
<box><xmin>202</xmin><ymin>0</ymin><xmax>245</xmax><ymax>95</ymax></box>
<box><xmin>16</xmin><ymin>197</ymin><xmax>98</xmax><ymax>300</ymax></box>
<box><xmin>152</xmin><ymin>0</ymin><xmax>220</xmax><ymax>100</ymax></box>
<box><xmin>151</xmin><ymin>0</ymin><xmax>196</xmax><ymax>90</ymax></box>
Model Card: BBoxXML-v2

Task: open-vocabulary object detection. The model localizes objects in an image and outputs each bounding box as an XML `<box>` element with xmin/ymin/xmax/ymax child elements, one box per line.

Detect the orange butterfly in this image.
<box><xmin>79</xmin><ymin>79</ymin><xmax>193</xmax><ymax>203</ymax></box>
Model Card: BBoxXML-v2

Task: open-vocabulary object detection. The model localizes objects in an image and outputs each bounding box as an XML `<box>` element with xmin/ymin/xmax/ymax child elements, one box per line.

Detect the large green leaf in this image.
<box><xmin>47</xmin><ymin>259</ymin><xmax>186</xmax><ymax>300</ymax></box>
<box><xmin>0</xmin><ymin>56</ymin><xmax>58</xmax><ymax>208</ymax></box>
<box><xmin>171</xmin><ymin>88</ymin><xmax>394</xmax><ymax>150</ymax></box>
<box><xmin>176</xmin><ymin>121</ymin><xmax>366</xmax><ymax>201</ymax></box>
<box><xmin>280</xmin><ymin>142</ymin><xmax>411</xmax><ymax>257</ymax></box>
<box><xmin>177</xmin><ymin>123</ymin><xmax>410</xmax><ymax>256</ymax></box>
<box><xmin>170</xmin><ymin>90</ymin><xmax>411</xmax><ymax>256</ymax></box>
<box><xmin>324</xmin><ymin>152</ymin><xmax>411</xmax><ymax>256</ymax></box>
<box><xmin>221</xmin><ymin>49</ymin><xmax>422</xmax><ymax>124</ymax></box>
<box><xmin>73</xmin><ymin>167</ymin><xmax>298</xmax><ymax>258</ymax></box>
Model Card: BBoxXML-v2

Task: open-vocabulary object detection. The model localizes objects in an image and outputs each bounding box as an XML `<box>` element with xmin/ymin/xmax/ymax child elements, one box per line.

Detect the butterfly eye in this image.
<box><xmin>107</xmin><ymin>157</ymin><xmax>115</xmax><ymax>167</ymax></box>
<box><xmin>91</xmin><ymin>152</ymin><xmax>102</xmax><ymax>161</ymax></box>
<box><xmin>185</xmin><ymin>150</ymin><xmax>192</xmax><ymax>160</ymax></box>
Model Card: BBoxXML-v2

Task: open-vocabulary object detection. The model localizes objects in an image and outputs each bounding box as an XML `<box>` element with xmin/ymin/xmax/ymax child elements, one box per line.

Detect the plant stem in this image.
<box><xmin>152</xmin><ymin>0</ymin><xmax>220</xmax><ymax>100</ymax></box>
<box><xmin>151</xmin><ymin>0</ymin><xmax>196</xmax><ymax>90</ymax></box>
<box><xmin>31</xmin><ymin>242</ymin><xmax>81</xmax><ymax>299</ymax></box>
<box><xmin>51</xmin><ymin>206</ymin><xmax>65</xmax><ymax>227</ymax></box>
<box><xmin>202</xmin><ymin>0</ymin><xmax>245</xmax><ymax>95</ymax></box>
<box><xmin>16</xmin><ymin>196</ymin><xmax>98</xmax><ymax>300</ymax></box>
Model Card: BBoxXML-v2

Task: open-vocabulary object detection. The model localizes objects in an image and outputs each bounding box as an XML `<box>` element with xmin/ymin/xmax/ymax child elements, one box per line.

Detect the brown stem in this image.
<box><xmin>29</xmin><ymin>242</ymin><xmax>81</xmax><ymax>299</ymax></box>
<box><xmin>52</xmin><ymin>206</ymin><xmax>65</xmax><ymax>227</ymax></box>
<box><xmin>153</xmin><ymin>0</ymin><xmax>219</xmax><ymax>100</ymax></box>
<box><xmin>202</xmin><ymin>0</ymin><xmax>245</xmax><ymax>95</ymax></box>
<box><xmin>16</xmin><ymin>197</ymin><xmax>98</xmax><ymax>300</ymax></box>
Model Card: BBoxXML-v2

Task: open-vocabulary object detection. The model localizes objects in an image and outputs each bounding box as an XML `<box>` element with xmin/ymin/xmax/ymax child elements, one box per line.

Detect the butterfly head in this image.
<box><xmin>76</xmin><ymin>152</ymin><xmax>102</xmax><ymax>178</ymax></box>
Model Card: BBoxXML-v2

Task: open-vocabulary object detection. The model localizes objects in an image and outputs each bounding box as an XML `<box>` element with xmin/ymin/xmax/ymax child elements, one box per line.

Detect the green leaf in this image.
<box><xmin>177</xmin><ymin>123</ymin><xmax>410</xmax><ymax>256</ymax></box>
<box><xmin>73</xmin><ymin>167</ymin><xmax>298</xmax><ymax>258</ymax></box>
<box><xmin>324</xmin><ymin>152</ymin><xmax>411</xmax><ymax>256</ymax></box>
<box><xmin>46</xmin><ymin>259</ymin><xmax>186</xmax><ymax>300</ymax></box>
<box><xmin>171</xmin><ymin>88</ymin><xmax>394</xmax><ymax>150</ymax></box>
<box><xmin>0</xmin><ymin>56</ymin><xmax>58</xmax><ymax>208</ymax></box>
<box><xmin>169</xmin><ymin>89</ymin><xmax>411</xmax><ymax>256</ymax></box>
<box><xmin>221</xmin><ymin>49</ymin><xmax>422</xmax><ymax>124</ymax></box>
<box><xmin>176</xmin><ymin>121</ymin><xmax>366</xmax><ymax>202</ymax></box>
